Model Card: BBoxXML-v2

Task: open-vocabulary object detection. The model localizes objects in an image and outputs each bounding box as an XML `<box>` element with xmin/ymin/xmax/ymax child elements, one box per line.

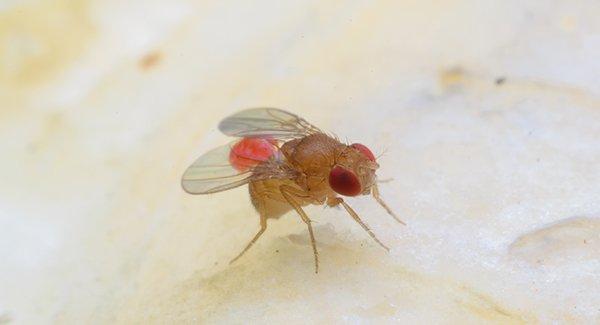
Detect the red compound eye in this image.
<box><xmin>229</xmin><ymin>138</ymin><xmax>277</xmax><ymax>171</ymax></box>
<box><xmin>329</xmin><ymin>166</ymin><xmax>362</xmax><ymax>196</ymax></box>
<box><xmin>351</xmin><ymin>143</ymin><xmax>376</xmax><ymax>161</ymax></box>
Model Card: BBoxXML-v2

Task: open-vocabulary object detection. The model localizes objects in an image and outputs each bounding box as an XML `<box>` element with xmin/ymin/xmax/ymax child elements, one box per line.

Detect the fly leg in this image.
<box><xmin>229</xmin><ymin>214</ymin><xmax>267</xmax><ymax>265</ymax></box>
<box><xmin>327</xmin><ymin>197</ymin><xmax>389</xmax><ymax>251</ymax></box>
<box><xmin>372</xmin><ymin>184</ymin><xmax>406</xmax><ymax>225</ymax></box>
<box><xmin>279</xmin><ymin>185</ymin><xmax>319</xmax><ymax>273</ymax></box>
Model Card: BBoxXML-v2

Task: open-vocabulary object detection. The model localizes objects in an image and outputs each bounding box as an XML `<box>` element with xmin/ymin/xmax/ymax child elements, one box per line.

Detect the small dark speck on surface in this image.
<box><xmin>139</xmin><ymin>51</ymin><xmax>163</xmax><ymax>70</ymax></box>
<box><xmin>275</xmin><ymin>250</ymin><xmax>279</xmax><ymax>253</ymax></box>
<box><xmin>495</xmin><ymin>77</ymin><xmax>506</xmax><ymax>85</ymax></box>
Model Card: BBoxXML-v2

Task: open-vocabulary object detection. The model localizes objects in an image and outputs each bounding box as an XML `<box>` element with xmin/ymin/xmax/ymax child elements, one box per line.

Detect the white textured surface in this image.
<box><xmin>1</xmin><ymin>0</ymin><xmax>599</xmax><ymax>323</ymax></box>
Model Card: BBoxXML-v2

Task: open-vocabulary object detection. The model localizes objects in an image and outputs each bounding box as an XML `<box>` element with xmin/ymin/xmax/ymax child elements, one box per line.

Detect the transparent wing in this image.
<box><xmin>218</xmin><ymin>108</ymin><xmax>321</xmax><ymax>140</ymax></box>
<box><xmin>181</xmin><ymin>143</ymin><xmax>250</xmax><ymax>194</ymax></box>
<box><xmin>181</xmin><ymin>141</ymin><xmax>295</xmax><ymax>195</ymax></box>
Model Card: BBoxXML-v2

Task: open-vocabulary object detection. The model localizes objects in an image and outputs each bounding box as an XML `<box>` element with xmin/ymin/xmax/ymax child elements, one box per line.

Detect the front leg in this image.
<box><xmin>279</xmin><ymin>185</ymin><xmax>320</xmax><ymax>273</ymax></box>
<box><xmin>327</xmin><ymin>196</ymin><xmax>390</xmax><ymax>251</ymax></box>
<box><xmin>372</xmin><ymin>184</ymin><xmax>406</xmax><ymax>225</ymax></box>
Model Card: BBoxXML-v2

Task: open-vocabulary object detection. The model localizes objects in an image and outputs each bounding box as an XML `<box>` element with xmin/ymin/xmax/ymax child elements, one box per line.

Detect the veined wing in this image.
<box><xmin>218</xmin><ymin>108</ymin><xmax>321</xmax><ymax>140</ymax></box>
<box><xmin>181</xmin><ymin>141</ymin><xmax>296</xmax><ymax>195</ymax></box>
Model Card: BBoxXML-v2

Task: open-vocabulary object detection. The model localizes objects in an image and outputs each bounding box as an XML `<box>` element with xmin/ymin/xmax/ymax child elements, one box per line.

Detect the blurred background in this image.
<box><xmin>1</xmin><ymin>0</ymin><xmax>599</xmax><ymax>323</ymax></box>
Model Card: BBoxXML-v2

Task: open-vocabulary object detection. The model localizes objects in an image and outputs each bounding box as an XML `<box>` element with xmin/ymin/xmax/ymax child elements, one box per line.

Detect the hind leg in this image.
<box><xmin>229</xmin><ymin>183</ymin><xmax>270</xmax><ymax>265</ymax></box>
<box><xmin>229</xmin><ymin>212</ymin><xmax>267</xmax><ymax>264</ymax></box>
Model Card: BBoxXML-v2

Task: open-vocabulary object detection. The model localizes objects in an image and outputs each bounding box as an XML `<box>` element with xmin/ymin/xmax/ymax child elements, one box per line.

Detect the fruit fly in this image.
<box><xmin>182</xmin><ymin>108</ymin><xmax>404</xmax><ymax>273</ymax></box>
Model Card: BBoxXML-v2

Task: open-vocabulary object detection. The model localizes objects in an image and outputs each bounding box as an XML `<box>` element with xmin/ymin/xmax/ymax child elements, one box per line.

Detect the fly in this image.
<box><xmin>182</xmin><ymin>108</ymin><xmax>405</xmax><ymax>273</ymax></box>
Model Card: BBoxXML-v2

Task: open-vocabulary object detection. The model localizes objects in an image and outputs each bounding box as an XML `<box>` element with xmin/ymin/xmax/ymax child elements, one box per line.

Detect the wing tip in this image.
<box><xmin>180</xmin><ymin>178</ymin><xmax>196</xmax><ymax>195</ymax></box>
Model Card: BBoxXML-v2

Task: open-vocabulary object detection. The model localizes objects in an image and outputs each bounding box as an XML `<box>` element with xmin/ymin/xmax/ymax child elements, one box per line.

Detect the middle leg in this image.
<box><xmin>279</xmin><ymin>185</ymin><xmax>319</xmax><ymax>273</ymax></box>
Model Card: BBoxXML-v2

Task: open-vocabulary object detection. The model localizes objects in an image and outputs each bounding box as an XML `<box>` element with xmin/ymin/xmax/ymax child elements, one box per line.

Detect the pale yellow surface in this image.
<box><xmin>1</xmin><ymin>0</ymin><xmax>599</xmax><ymax>324</ymax></box>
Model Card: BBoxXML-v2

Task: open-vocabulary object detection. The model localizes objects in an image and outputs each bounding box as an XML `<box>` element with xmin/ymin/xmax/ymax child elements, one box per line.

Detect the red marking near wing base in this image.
<box><xmin>229</xmin><ymin>138</ymin><xmax>278</xmax><ymax>172</ymax></box>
